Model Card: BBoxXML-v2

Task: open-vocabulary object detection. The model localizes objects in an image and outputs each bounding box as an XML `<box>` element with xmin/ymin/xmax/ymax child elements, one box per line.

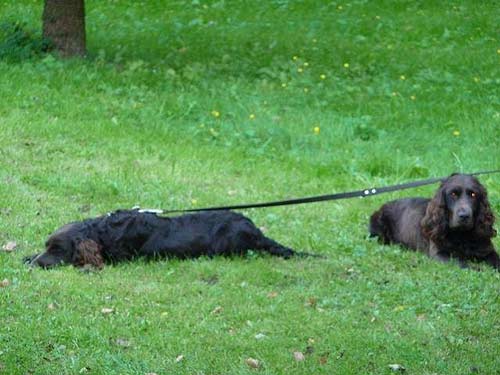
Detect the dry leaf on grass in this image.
<box><xmin>0</xmin><ymin>279</ymin><xmax>10</xmax><ymax>288</ymax></box>
<box><xmin>319</xmin><ymin>352</ymin><xmax>330</xmax><ymax>365</ymax></box>
<box><xmin>254</xmin><ymin>333</ymin><xmax>266</xmax><ymax>340</ymax></box>
<box><xmin>1</xmin><ymin>241</ymin><xmax>16</xmax><ymax>252</ymax></box>
<box><xmin>245</xmin><ymin>357</ymin><xmax>261</xmax><ymax>369</ymax></box>
<box><xmin>305</xmin><ymin>297</ymin><xmax>317</xmax><ymax>308</ymax></box>
<box><xmin>267</xmin><ymin>291</ymin><xmax>278</xmax><ymax>298</ymax></box>
<box><xmin>293</xmin><ymin>351</ymin><xmax>305</xmax><ymax>361</ymax></box>
<box><xmin>101</xmin><ymin>307</ymin><xmax>114</xmax><ymax>314</ymax></box>
<box><xmin>211</xmin><ymin>306</ymin><xmax>223</xmax><ymax>314</ymax></box>
<box><xmin>388</xmin><ymin>363</ymin><xmax>406</xmax><ymax>372</ymax></box>
<box><xmin>175</xmin><ymin>354</ymin><xmax>184</xmax><ymax>363</ymax></box>
<box><xmin>48</xmin><ymin>303</ymin><xmax>58</xmax><ymax>310</ymax></box>
<box><xmin>114</xmin><ymin>338</ymin><xmax>132</xmax><ymax>348</ymax></box>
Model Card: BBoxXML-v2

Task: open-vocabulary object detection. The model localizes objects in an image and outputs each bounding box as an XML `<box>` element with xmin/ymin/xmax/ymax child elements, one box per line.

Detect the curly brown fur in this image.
<box><xmin>26</xmin><ymin>209</ymin><xmax>316</xmax><ymax>269</ymax></box>
<box><xmin>369</xmin><ymin>174</ymin><xmax>499</xmax><ymax>270</ymax></box>
<box><xmin>74</xmin><ymin>239</ymin><xmax>104</xmax><ymax>269</ymax></box>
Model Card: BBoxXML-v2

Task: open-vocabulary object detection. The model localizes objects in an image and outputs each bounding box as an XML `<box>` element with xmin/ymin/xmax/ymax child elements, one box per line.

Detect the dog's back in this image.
<box><xmin>369</xmin><ymin>198</ymin><xmax>430</xmax><ymax>252</ymax></box>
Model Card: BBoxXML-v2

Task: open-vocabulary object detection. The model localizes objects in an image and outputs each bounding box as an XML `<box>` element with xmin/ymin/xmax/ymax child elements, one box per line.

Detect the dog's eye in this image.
<box><xmin>469</xmin><ymin>191</ymin><xmax>476</xmax><ymax>198</ymax></box>
<box><xmin>450</xmin><ymin>191</ymin><xmax>458</xmax><ymax>199</ymax></box>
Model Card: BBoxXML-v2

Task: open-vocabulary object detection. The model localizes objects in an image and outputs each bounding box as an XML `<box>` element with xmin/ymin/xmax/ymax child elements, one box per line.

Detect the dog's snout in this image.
<box><xmin>457</xmin><ymin>207</ymin><xmax>472</xmax><ymax>221</ymax></box>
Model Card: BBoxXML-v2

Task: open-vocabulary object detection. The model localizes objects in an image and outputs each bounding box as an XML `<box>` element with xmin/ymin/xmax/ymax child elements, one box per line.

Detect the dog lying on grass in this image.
<box><xmin>369</xmin><ymin>174</ymin><xmax>499</xmax><ymax>269</ymax></box>
<box><xmin>25</xmin><ymin>209</ymin><xmax>314</xmax><ymax>269</ymax></box>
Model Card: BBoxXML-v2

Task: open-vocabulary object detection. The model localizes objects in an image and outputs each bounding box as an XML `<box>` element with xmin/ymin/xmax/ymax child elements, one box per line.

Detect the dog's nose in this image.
<box><xmin>457</xmin><ymin>209</ymin><xmax>471</xmax><ymax>221</ymax></box>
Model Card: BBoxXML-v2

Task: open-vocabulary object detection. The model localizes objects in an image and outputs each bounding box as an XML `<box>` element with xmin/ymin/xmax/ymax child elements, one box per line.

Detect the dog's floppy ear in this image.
<box><xmin>474</xmin><ymin>181</ymin><xmax>496</xmax><ymax>240</ymax></box>
<box><xmin>421</xmin><ymin>182</ymin><xmax>448</xmax><ymax>242</ymax></box>
<box><xmin>73</xmin><ymin>239</ymin><xmax>104</xmax><ymax>269</ymax></box>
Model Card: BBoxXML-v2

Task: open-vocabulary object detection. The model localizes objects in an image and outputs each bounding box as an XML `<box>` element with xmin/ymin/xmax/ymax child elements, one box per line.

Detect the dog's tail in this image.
<box><xmin>294</xmin><ymin>251</ymin><xmax>326</xmax><ymax>259</ymax></box>
<box><xmin>259</xmin><ymin>237</ymin><xmax>325</xmax><ymax>259</ymax></box>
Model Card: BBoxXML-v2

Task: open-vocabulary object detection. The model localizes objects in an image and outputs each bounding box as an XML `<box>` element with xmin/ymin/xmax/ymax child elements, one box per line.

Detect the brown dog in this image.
<box><xmin>369</xmin><ymin>174</ymin><xmax>499</xmax><ymax>269</ymax></box>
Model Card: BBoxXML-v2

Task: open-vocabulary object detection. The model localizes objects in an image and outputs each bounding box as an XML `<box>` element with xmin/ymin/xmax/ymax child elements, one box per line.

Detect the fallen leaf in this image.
<box><xmin>293</xmin><ymin>351</ymin><xmax>305</xmax><ymax>361</ymax></box>
<box><xmin>2</xmin><ymin>241</ymin><xmax>16</xmax><ymax>252</ymax></box>
<box><xmin>175</xmin><ymin>354</ymin><xmax>184</xmax><ymax>363</ymax></box>
<box><xmin>319</xmin><ymin>352</ymin><xmax>330</xmax><ymax>365</ymax></box>
<box><xmin>48</xmin><ymin>303</ymin><xmax>57</xmax><ymax>310</ymax></box>
<box><xmin>114</xmin><ymin>338</ymin><xmax>132</xmax><ymax>348</ymax></box>
<box><xmin>254</xmin><ymin>333</ymin><xmax>266</xmax><ymax>340</ymax></box>
<box><xmin>305</xmin><ymin>297</ymin><xmax>317</xmax><ymax>308</ymax></box>
<box><xmin>245</xmin><ymin>358</ymin><xmax>261</xmax><ymax>369</ymax></box>
<box><xmin>388</xmin><ymin>363</ymin><xmax>406</xmax><ymax>372</ymax></box>
<box><xmin>211</xmin><ymin>306</ymin><xmax>223</xmax><ymax>315</ymax></box>
<box><xmin>267</xmin><ymin>291</ymin><xmax>278</xmax><ymax>298</ymax></box>
<box><xmin>101</xmin><ymin>308</ymin><xmax>114</xmax><ymax>314</ymax></box>
<box><xmin>0</xmin><ymin>279</ymin><xmax>10</xmax><ymax>288</ymax></box>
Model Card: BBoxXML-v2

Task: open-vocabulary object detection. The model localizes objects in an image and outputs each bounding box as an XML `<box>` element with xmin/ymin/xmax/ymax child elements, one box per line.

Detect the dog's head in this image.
<box><xmin>29</xmin><ymin>223</ymin><xmax>104</xmax><ymax>269</ymax></box>
<box><xmin>422</xmin><ymin>174</ymin><xmax>496</xmax><ymax>241</ymax></box>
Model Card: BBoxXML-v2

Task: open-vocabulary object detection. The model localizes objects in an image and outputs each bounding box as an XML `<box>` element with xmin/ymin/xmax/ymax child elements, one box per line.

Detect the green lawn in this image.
<box><xmin>1</xmin><ymin>1</ymin><xmax>499</xmax><ymax>374</ymax></box>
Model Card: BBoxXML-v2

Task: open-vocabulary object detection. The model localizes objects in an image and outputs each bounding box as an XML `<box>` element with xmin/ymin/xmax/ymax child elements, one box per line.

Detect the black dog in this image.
<box><xmin>26</xmin><ymin>209</ymin><xmax>311</xmax><ymax>268</ymax></box>
<box><xmin>369</xmin><ymin>174</ymin><xmax>499</xmax><ymax>269</ymax></box>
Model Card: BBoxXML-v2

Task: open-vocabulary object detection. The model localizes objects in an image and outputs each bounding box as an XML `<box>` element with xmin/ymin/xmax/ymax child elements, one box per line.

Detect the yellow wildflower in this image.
<box><xmin>320</xmin><ymin>74</ymin><xmax>326</xmax><ymax>80</ymax></box>
<box><xmin>343</xmin><ymin>63</ymin><xmax>349</xmax><ymax>68</ymax></box>
<box><xmin>292</xmin><ymin>55</ymin><xmax>299</xmax><ymax>61</ymax></box>
<box><xmin>410</xmin><ymin>95</ymin><xmax>416</xmax><ymax>100</ymax></box>
<box><xmin>211</xmin><ymin>110</ymin><xmax>220</xmax><ymax>118</ymax></box>
<box><xmin>313</xmin><ymin>126</ymin><xmax>320</xmax><ymax>135</ymax></box>
<box><xmin>400</xmin><ymin>75</ymin><xmax>406</xmax><ymax>80</ymax></box>
<box><xmin>453</xmin><ymin>130</ymin><xmax>460</xmax><ymax>136</ymax></box>
<box><xmin>249</xmin><ymin>114</ymin><xmax>255</xmax><ymax>120</ymax></box>
<box><xmin>297</xmin><ymin>67</ymin><xmax>303</xmax><ymax>73</ymax></box>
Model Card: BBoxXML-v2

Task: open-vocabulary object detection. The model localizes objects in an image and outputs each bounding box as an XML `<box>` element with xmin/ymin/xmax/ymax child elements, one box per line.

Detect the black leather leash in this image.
<box><xmin>159</xmin><ymin>169</ymin><xmax>500</xmax><ymax>214</ymax></box>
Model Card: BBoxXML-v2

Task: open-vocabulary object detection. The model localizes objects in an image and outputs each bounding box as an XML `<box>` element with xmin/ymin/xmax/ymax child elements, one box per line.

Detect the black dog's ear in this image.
<box><xmin>72</xmin><ymin>239</ymin><xmax>104</xmax><ymax>269</ymax></box>
<box><xmin>474</xmin><ymin>182</ymin><xmax>496</xmax><ymax>240</ymax></box>
<box><xmin>421</xmin><ymin>182</ymin><xmax>448</xmax><ymax>241</ymax></box>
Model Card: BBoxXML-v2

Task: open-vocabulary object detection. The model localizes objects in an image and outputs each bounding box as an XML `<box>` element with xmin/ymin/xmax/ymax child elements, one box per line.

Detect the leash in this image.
<box><xmin>159</xmin><ymin>169</ymin><xmax>500</xmax><ymax>214</ymax></box>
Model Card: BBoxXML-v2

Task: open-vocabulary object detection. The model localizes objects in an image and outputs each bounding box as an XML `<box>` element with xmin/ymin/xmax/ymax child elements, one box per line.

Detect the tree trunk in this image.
<box><xmin>42</xmin><ymin>0</ymin><xmax>86</xmax><ymax>57</ymax></box>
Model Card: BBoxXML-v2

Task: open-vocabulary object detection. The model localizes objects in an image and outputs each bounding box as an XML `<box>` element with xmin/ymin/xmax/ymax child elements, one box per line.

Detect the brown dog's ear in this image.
<box><xmin>474</xmin><ymin>183</ymin><xmax>496</xmax><ymax>240</ymax></box>
<box><xmin>421</xmin><ymin>183</ymin><xmax>448</xmax><ymax>242</ymax></box>
<box><xmin>73</xmin><ymin>239</ymin><xmax>104</xmax><ymax>269</ymax></box>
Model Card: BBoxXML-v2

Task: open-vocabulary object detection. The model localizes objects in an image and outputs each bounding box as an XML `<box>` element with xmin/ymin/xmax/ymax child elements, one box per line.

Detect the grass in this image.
<box><xmin>0</xmin><ymin>1</ymin><xmax>499</xmax><ymax>374</ymax></box>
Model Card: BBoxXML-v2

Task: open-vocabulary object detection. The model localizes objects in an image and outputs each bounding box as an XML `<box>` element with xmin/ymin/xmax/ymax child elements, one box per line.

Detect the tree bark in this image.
<box><xmin>42</xmin><ymin>0</ymin><xmax>86</xmax><ymax>57</ymax></box>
